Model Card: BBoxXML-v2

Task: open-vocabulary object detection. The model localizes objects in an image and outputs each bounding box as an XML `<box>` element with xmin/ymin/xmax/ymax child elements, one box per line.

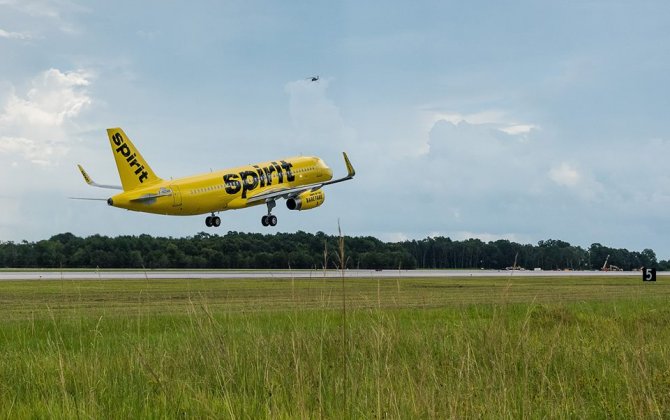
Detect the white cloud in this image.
<box><xmin>548</xmin><ymin>161</ymin><xmax>606</xmax><ymax>201</ymax></box>
<box><xmin>431</xmin><ymin>110</ymin><xmax>507</xmax><ymax>126</ymax></box>
<box><xmin>428</xmin><ymin>110</ymin><xmax>538</xmax><ymax>138</ymax></box>
<box><xmin>0</xmin><ymin>0</ymin><xmax>71</xmax><ymax>20</ymax></box>
<box><xmin>0</xmin><ymin>68</ymin><xmax>92</xmax><ymax>164</ymax></box>
<box><xmin>0</xmin><ymin>28</ymin><xmax>32</xmax><ymax>39</ymax></box>
<box><xmin>423</xmin><ymin>118</ymin><xmax>544</xmax><ymax>196</ymax></box>
<box><xmin>0</xmin><ymin>0</ymin><xmax>85</xmax><ymax>35</ymax></box>
<box><xmin>498</xmin><ymin>124</ymin><xmax>538</xmax><ymax>135</ymax></box>
<box><xmin>549</xmin><ymin>162</ymin><xmax>581</xmax><ymax>187</ymax></box>
<box><xmin>284</xmin><ymin>78</ymin><xmax>357</xmax><ymax>152</ymax></box>
<box><xmin>0</xmin><ymin>137</ymin><xmax>61</xmax><ymax>165</ymax></box>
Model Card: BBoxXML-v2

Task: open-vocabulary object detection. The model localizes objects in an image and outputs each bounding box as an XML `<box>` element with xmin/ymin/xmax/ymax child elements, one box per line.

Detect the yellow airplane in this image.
<box><xmin>77</xmin><ymin>128</ymin><xmax>355</xmax><ymax>227</ymax></box>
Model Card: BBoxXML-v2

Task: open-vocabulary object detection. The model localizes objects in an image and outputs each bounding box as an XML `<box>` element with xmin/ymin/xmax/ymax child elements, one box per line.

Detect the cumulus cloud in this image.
<box><xmin>423</xmin><ymin>118</ymin><xmax>544</xmax><ymax>197</ymax></box>
<box><xmin>355</xmin><ymin>114</ymin><xmax>550</xmax><ymax>245</ymax></box>
<box><xmin>0</xmin><ymin>68</ymin><xmax>92</xmax><ymax>164</ymax></box>
<box><xmin>284</xmin><ymin>78</ymin><xmax>356</xmax><ymax>152</ymax></box>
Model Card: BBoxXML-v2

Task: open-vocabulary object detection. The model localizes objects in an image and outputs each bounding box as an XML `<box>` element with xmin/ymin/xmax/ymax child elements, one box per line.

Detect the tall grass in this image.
<box><xmin>0</xmin><ymin>276</ymin><xmax>669</xmax><ymax>417</ymax></box>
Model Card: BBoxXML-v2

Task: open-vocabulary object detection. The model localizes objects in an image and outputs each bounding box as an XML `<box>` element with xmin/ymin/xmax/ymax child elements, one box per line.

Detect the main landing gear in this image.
<box><xmin>205</xmin><ymin>213</ymin><xmax>221</xmax><ymax>227</ymax></box>
<box><xmin>261</xmin><ymin>214</ymin><xmax>277</xmax><ymax>227</ymax></box>
<box><xmin>261</xmin><ymin>200</ymin><xmax>277</xmax><ymax>227</ymax></box>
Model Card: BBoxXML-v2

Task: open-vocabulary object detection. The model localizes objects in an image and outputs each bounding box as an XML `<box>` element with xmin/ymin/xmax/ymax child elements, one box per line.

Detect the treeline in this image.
<box><xmin>0</xmin><ymin>232</ymin><xmax>667</xmax><ymax>270</ymax></box>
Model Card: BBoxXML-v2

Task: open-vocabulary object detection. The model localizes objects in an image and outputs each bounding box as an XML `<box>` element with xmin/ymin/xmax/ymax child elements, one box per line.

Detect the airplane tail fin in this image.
<box><xmin>106</xmin><ymin>128</ymin><xmax>162</xmax><ymax>191</ymax></box>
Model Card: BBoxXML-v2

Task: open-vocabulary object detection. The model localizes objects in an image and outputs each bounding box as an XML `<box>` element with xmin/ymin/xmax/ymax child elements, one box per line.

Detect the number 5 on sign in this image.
<box><xmin>642</xmin><ymin>267</ymin><xmax>656</xmax><ymax>282</ymax></box>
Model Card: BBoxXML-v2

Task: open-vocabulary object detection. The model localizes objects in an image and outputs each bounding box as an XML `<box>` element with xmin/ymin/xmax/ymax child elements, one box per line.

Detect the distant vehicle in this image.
<box><xmin>600</xmin><ymin>254</ymin><xmax>623</xmax><ymax>271</ymax></box>
<box><xmin>77</xmin><ymin>128</ymin><xmax>355</xmax><ymax>228</ymax></box>
<box><xmin>505</xmin><ymin>252</ymin><xmax>524</xmax><ymax>270</ymax></box>
<box><xmin>601</xmin><ymin>254</ymin><xmax>610</xmax><ymax>271</ymax></box>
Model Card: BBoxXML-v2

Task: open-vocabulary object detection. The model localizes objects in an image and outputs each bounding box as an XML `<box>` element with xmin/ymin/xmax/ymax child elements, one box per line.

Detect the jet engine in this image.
<box><xmin>286</xmin><ymin>190</ymin><xmax>325</xmax><ymax>211</ymax></box>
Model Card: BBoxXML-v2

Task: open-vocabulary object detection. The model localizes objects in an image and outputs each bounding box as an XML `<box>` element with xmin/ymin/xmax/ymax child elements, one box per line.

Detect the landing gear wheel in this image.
<box><xmin>205</xmin><ymin>216</ymin><xmax>213</xmax><ymax>227</ymax></box>
<box><xmin>212</xmin><ymin>216</ymin><xmax>221</xmax><ymax>227</ymax></box>
<box><xmin>262</xmin><ymin>200</ymin><xmax>277</xmax><ymax>227</ymax></box>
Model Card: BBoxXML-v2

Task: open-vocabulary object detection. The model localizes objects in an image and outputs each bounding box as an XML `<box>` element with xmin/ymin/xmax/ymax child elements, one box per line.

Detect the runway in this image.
<box><xmin>0</xmin><ymin>269</ymin><xmax>659</xmax><ymax>281</ymax></box>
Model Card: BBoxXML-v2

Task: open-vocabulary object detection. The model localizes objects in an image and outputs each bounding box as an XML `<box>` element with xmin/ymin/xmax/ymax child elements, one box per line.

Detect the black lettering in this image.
<box><xmin>115</xmin><ymin>143</ymin><xmax>131</xmax><ymax>157</ymax></box>
<box><xmin>128</xmin><ymin>158</ymin><xmax>140</xmax><ymax>170</ymax></box>
<box><xmin>253</xmin><ymin>165</ymin><xmax>265</xmax><ymax>188</ymax></box>
<box><xmin>240</xmin><ymin>171</ymin><xmax>259</xmax><ymax>198</ymax></box>
<box><xmin>272</xmin><ymin>162</ymin><xmax>283</xmax><ymax>183</ymax></box>
<box><xmin>223</xmin><ymin>174</ymin><xmax>241</xmax><ymax>194</ymax></box>
<box><xmin>112</xmin><ymin>133</ymin><xmax>123</xmax><ymax>146</ymax></box>
<box><xmin>280</xmin><ymin>160</ymin><xmax>295</xmax><ymax>182</ymax></box>
<box><xmin>111</xmin><ymin>133</ymin><xmax>152</xmax><ymax>184</ymax></box>
<box><xmin>263</xmin><ymin>166</ymin><xmax>275</xmax><ymax>186</ymax></box>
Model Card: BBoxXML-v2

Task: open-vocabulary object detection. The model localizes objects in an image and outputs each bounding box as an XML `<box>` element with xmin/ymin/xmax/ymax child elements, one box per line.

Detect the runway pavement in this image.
<box><xmin>0</xmin><ymin>269</ymin><xmax>658</xmax><ymax>281</ymax></box>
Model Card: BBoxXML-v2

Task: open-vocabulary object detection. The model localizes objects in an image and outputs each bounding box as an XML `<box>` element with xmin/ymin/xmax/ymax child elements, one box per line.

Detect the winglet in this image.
<box><xmin>76</xmin><ymin>164</ymin><xmax>123</xmax><ymax>190</ymax></box>
<box><xmin>342</xmin><ymin>152</ymin><xmax>355</xmax><ymax>178</ymax></box>
<box><xmin>78</xmin><ymin>164</ymin><xmax>94</xmax><ymax>185</ymax></box>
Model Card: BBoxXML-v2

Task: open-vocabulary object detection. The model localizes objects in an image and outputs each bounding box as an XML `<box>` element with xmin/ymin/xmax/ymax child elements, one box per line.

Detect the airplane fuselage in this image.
<box><xmin>108</xmin><ymin>156</ymin><xmax>333</xmax><ymax>216</ymax></box>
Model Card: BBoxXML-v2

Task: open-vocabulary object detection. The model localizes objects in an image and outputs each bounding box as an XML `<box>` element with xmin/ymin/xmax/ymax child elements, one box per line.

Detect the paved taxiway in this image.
<box><xmin>0</xmin><ymin>269</ymin><xmax>660</xmax><ymax>281</ymax></box>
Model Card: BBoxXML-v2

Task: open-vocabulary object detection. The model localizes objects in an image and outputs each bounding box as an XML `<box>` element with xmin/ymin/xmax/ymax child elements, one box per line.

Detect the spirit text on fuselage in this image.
<box><xmin>223</xmin><ymin>160</ymin><xmax>295</xmax><ymax>198</ymax></box>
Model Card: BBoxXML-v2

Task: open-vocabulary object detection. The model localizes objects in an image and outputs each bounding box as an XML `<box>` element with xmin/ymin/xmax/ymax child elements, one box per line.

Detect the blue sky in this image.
<box><xmin>1</xmin><ymin>0</ymin><xmax>670</xmax><ymax>258</ymax></box>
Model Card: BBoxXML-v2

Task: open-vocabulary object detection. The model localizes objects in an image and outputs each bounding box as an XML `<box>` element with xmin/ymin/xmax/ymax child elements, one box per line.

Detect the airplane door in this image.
<box><xmin>170</xmin><ymin>185</ymin><xmax>182</xmax><ymax>207</ymax></box>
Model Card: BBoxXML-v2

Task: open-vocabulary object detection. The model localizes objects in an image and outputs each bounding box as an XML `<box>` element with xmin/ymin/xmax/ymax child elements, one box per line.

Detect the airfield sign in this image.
<box><xmin>642</xmin><ymin>267</ymin><xmax>657</xmax><ymax>282</ymax></box>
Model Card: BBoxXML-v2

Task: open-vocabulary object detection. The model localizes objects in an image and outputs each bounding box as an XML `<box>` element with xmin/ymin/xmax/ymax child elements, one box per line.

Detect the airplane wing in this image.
<box><xmin>246</xmin><ymin>185</ymin><xmax>316</xmax><ymax>204</ymax></box>
<box><xmin>130</xmin><ymin>188</ymin><xmax>173</xmax><ymax>202</ymax></box>
<box><xmin>77</xmin><ymin>165</ymin><xmax>123</xmax><ymax>190</ymax></box>
<box><xmin>247</xmin><ymin>152</ymin><xmax>355</xmax><ymax>204</ymax></box>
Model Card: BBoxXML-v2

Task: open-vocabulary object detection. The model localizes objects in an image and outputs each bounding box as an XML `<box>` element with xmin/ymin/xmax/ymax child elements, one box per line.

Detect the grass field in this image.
<box><xmin>1</xmin><ymin>274</ymin><xmax>669</xmax><ymax>418</ymax></box>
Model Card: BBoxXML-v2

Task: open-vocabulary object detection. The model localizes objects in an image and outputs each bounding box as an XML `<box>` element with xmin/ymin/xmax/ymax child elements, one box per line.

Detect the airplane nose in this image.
<box><xmin>319</xmin><ymin>159</ymin><xmax>333</xmax><ymax>178</ymax></box>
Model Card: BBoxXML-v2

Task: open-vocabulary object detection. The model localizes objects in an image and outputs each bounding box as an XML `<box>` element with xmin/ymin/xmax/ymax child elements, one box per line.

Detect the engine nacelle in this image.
<box><xmin>286</xmin><ymin>190</ymin><xmax>325</xmax><ymax>211</ymax></box>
